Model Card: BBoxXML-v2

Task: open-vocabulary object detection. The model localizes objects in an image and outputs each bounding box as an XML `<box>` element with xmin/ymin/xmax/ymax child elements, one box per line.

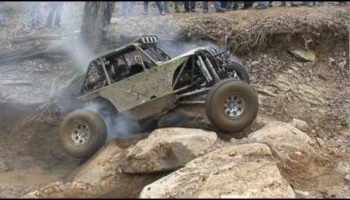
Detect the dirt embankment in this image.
<box><xmin>0</xmin><ymin>5</ymin><xmax>349</xmax><ymax>198</ymax></box>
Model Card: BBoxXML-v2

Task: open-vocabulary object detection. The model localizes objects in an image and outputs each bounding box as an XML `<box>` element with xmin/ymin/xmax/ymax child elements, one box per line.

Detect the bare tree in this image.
<box><xmin>80</xmin><ymin>1</ymin><xmax>115</xmax><ymax>51</ymax></box>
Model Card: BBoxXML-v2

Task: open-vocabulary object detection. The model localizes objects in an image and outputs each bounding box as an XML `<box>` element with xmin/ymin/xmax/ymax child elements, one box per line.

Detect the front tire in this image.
<box><xmin>59</xmin><ymin>109</ymin><xmax>107</xmax><ymax>158</ymax></box>
<box><xmin>205</xmin><ymin>79</ymin><xmax>258</xmax><ymax>133</ymax></box>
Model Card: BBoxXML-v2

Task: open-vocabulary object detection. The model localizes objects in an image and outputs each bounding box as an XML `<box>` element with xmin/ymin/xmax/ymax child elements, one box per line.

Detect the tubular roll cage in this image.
<box><xmin>85</xmin><ymin>35</ymin><xmax>172</xmax><ymax>90</ymax></box>
<box><xmin>173</xmin><ymin>49</ymin><xmax>227</xmax><ymax>105</ymax></box>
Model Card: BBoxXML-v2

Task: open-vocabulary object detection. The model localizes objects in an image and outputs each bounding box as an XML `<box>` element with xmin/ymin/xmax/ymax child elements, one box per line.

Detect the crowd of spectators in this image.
<box><xmin>0</xmin><ymin>1</ymin><xmax>347</xmax><ymax>27</ymax></box>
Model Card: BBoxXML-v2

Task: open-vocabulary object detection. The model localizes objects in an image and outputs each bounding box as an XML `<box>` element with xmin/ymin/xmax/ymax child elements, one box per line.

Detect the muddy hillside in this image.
<box><xmin>0</xmin><ymin>2</ymin><xmax>349</xmax><ymax>198</ymax></box>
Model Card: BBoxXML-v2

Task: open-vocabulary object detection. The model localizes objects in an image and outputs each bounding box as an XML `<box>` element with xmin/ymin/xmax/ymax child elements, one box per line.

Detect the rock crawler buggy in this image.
<box><xmin>60</xmin><ymin>35</ymin><xmax>258</xmax><ymax>158</ymax></box>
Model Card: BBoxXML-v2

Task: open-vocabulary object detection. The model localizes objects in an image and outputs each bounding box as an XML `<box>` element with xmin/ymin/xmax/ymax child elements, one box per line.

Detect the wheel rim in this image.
<box><xmin>224</xmin><ymin>95</ymin><xmax>245</xmax><ymax>118</ymax></box>
<box><xmin>70</xmin><ymin>121</ymin><xmax>91</xmax><ymax>145</ymax></box>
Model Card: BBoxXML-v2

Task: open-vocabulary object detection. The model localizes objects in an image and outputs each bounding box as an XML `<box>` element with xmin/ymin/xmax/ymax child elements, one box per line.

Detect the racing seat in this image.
<box><xmin>129</xmin><ymin>64</ymin><xmax>144</xmax><ymax>76</ymax></box>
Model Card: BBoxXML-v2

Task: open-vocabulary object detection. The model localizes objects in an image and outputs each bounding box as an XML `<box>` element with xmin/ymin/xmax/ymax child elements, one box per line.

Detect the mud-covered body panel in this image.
<box><xmin>97</xmin><ymin>56</ymin><xmax>187</xmax><ymax>112</ymax></box>
<box><xmin>77</xmin><ymin>35</ymin><xmax>220</xmax><ymax>119</ymax></box>
<box><xmin>79</xmin><ymin>53</ymin><xmax>189</xmax><ymax>117</ymax></box>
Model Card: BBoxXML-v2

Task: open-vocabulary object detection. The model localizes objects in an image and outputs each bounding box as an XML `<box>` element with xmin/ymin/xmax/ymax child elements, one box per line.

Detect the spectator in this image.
<box><xmin>256</xmin><ymin>1</ymin><xmax>269</xmax><ymax>9</ymax></box>
<box><xmin>120</xmin><ymin>1</ymin><xmax>134</xmax><ymax>17</ymax></box>
<box><xmin>106</xmin><ymin>2</ymin><xmax>115</xmax><ymax>24</ymax></box>
<box><xmin>226</xmin><ymin>1</ymin><xmax>240</xmax><ymax>11</ymax></box>
<box><xmin>155</xmin><ymin>2</ymin><xmax>165</xmax><ymax>15</ymax></box>
<box><xmin>231</xmin><ymin>1</ymin><xmax>239</xmax><ymax>10</ymax></box>
<box><xmin>184</xmin><ymin>1</ymin><xmax>196</xmax><ymax>12</ymax></box>
<box><xmin>203</xmin><ymin>1</ymin><xmax>209</xmax><ymax>12</ymax></box>
<box><xmin>225</xmin><ymin>1</ymin><xmax>234</xmax><ymax>11</ymax></box>
<box><xmin>143</xmin><ymin>1</ymin><xmax>149</xmax><ymax>15</ymax></box>
<box><xmin>305</xmin><ymin>1</ymin><xmax>316</xmax><ymax>7</ymax></box>
<box><xmin>215</xmin><ymin>1</ymin><xmax>225</xmax><ymax>12</ymax></box>
<box><xmin>175</xmin><ymin>1</ymin><xmax>181</xmax><ymax>12</ymax></box>
<box><xmin>221</xmin><ymin>1</ymin><xmax>227</xmax><ymax>9</ymax></box>
<box><xmin>128</xmin><ymin>1</ymin><xmax>135</xmax><ymax>15</ymax></box>
<box><xmin>30</xmin><ymin>2</ymin><xmax>42</xmax><ymax>27</ymax></box>
<box><xmin>242</xmin><ymin>1</ymin><xmax>254</xmax><ymax>9</ymax></box>
<box><xmin>120</xmin><ymin>1</ymin><xmax>128</xmax><ymax>16</ymax></box>
<box><xmin>0</xmin><ymin>13</ymin><xmax>4</xmax><ymax>27</ymax></box>
<box><xmin>290</xmin><ymin>1</ymin><xmax>303</xmax><ymax>6</ymax></box>
<box><xmin>46</xmin><ymin>2</ymin><xmax>64</xmax><ymax>28</ymax></box>
<box><xmin>0</xmin><ymin>3</ymin><xmax>5</xmax><ymax>27</ymax></box>
<box><xmin>164</xmin><ymin>2</ymin><xmax>169</xmax><ymax>13</ymax></box>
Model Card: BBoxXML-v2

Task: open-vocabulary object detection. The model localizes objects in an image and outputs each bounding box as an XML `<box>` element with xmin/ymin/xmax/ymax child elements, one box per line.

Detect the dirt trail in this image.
<box><xmin>0</xmin><ymin>4</ymin><xmax>349</xmax><ymax>198</ymax></box>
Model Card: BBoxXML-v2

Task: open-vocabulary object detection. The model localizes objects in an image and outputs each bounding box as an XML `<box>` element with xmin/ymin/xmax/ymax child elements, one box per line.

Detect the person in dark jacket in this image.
<box><xmin>30</xmin><ymin>2</ymin><xmax>42</xmax><ymax>27</ymax></box>
<box><xmin>256</xmin><ymin>1</ymin><xmax>269</xmax><ymax>9</ymax></box>
<box><xmin>106</xmin><ymin>2</ymin><xmax>115</xmax><ymax>24</ymax></box>
<box><xmin>241</xmin><ymin>1</ymin><xmax>254</xmax><ymax>9</ymax></box>
<box><xmin>47</xmin><ymin>2</ymin><xmax>63</xmax><ymax>28</ymax></box>
<box><xmin>0</xmin><ymin>3</ymin><xmax>5</xmax><ymax>27</ymax></box>
<box><xmin>155</xmin><ymin>1</ymin><xmax>166</xmax><ymax>15</ymax></box>
<box><xmin>175</xmin><ymin>1</ymin><xmax>181</xmax><ymax>12</ymax></box>
<box><xmin>143</xmin><ymin>1</ymin><xmax>149</xmax><ymax>15</ymax></box>
<box><xmin>215</xmin><ymin>1</ymin><xmax>225</xmax><ymax>12</ymax></box>
<box><xmin>164</xmin><ymin>1</ymin><xmax>169</xmax><ymax>13</ymax></box>
<box><xmin>184</xmin><ymin>1</ymin><xmax>195</xmax><ymax>12</ymax></box>
<box><xmin>120</xmin><ymin>1</ymin><xmax>134</xmax><ymax>16</ymax></box>
<box><xmin>203</xmin><ymin>1</ymin><xmax>209</xmax><ymax>12</ymax></box>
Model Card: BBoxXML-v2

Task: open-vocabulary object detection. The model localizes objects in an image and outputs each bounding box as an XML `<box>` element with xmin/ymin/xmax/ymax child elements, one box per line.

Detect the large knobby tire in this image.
<box><xmin>226</xmin><ymin>62</ymin><xmax>250</xmax><ymax>84</ymax></box>
<box><xmin>205</xmin><ymin>79</ymin><xmax>258</xmax><ymax>133</ymax></box>
<box><xmin>59</xmin><ymin>109</ymin><xmax>107</xmax><ymax>158</ymax></box>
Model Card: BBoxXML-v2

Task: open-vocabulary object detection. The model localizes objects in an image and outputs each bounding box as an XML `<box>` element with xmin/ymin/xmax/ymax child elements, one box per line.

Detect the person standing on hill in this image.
<box><xmin>256</xmin><ymin>1</ymin><xmax>269</xmax><ymax>9</ymax></box>
<box><xmin>155</xmin><ymin>1</ymin><xmax>166</xmax><ymax>15</ymax></box>
<box><xmin>164</xmin><ymin>1</ymin><xmax>169</xmax><ymax>13</ymax></box>
<box><xmin>47</xmin><ymin>2</ymin><xmax>64</xmax><ymax>28</ymax></box>
<box><xmin>241</xmin><ymin>1</ymin><xmax>254</xmax><ymax>9</ymax></box>
<box><xmin>143</xmin><ymin>1</ymin><xmax>149</xmax><ymax>15</ymax></box>
<box><xmin>203</xmin><ymin>1</ymin><xmax>209</xmax><ymax>12</ymax></box>
<box><xmin>215</xmin><ymin>1</ymin><xmax>226</xmax><ymax>12</ymax></box>
<box><xmin>120</xmin><ymin>1</ymin><xmax>134</xmax><ymax>17</ymax></box>
<box><xmin>30</xmin><ymin>2</ymin><xmax>43</xmax><ymax>27</ymax></box>
<box><xmin>106</xmin><ymin>2</ymin><xmax>115</xmax><ymax>25</ymax></box>
<box><xmin>0</xmin><ymin>3</ymin><xmax>5</xmax><ymax>27</ymax></box>
<box><xmin>175</xmin><ymin>1</ymin><xmax>181</xmax><ymax>12</ymax></box>
<box><xmin>184</xmin><ymin>1</ymin><xmax>196</xmax><ymax>12</ymax></box>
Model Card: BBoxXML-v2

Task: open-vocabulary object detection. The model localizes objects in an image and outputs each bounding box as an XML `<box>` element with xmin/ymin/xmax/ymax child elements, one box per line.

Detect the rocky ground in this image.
<box><xmin>0</xmin><ymin>2</ymin><xmax>349</xmax><ymax>198</ymax></box>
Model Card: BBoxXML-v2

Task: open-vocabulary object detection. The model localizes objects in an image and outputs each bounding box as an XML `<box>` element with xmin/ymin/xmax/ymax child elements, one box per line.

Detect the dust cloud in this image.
<box><xmin>83</xmin><ymin>101</ymin><xmax>141</xmax><ymax>140</ymax></box>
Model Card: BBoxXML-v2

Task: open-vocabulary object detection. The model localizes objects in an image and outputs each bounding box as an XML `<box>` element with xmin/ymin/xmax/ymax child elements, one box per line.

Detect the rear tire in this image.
<box><xmin>59</xmin><ymin>109</ymin><xmax>107</xmax><ymax>158</ymax></box>
<box><xmin>205</xmin><ymin>79</ymin><xmax>258</xmax><ymax>133</ymax></box>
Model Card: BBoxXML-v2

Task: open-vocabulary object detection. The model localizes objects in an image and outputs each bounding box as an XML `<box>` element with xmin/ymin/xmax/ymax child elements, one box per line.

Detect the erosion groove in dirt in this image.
<box><xmin>108</xmin><ymin>6</ymin><xmax>348</xmax><ymax>55</ymax></box>
<box><xmin>0</xmin><ymin>5</ymin><xmax>349</xmax><ymax>199</ymax></box>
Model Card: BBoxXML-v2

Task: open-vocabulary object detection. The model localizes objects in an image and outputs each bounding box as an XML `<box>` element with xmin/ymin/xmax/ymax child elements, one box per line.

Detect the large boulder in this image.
<box><xmin>22</xmin><ymin>181</ymin><xmax>106</xmax><ymax>198</ymax></box>
<box><xmin>121</xmin><ymin>128</ymin><xmax>218</xmax><ymax>173</ymax></box>
<box><xmin>140</xmin><ymin>143</ymin><xmax>295</xmax><ymax>198</ymax></box>
<box><xmin>247</xmin><ymin>121</ymin><xmax>315</xmax><ymax>171</ymax></box>
<box><xmin>72</xmin><ymin>140</ymin><xmax>123</xmax><ymax>183</ymax></box>
<box><xmin>248</xmin><ymin>121</ymin><xmax>313</xmax><ymax>153</ymax></box>
<box><xmin>23</xmin><ymin>139</ymin><xmax>159</xmax><ymax>198</ymax></box>
<box><xmin>289</xmin><ymin>49</ymin><xmax>316</xmax><ymax>62</ymax></box>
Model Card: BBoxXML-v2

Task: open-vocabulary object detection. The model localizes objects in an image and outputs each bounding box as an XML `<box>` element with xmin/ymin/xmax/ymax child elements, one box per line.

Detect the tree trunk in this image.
<box><xmin>80</xmin><ymin>2</ymin><xmax>115</xmax><ymax>52</ymax></box>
